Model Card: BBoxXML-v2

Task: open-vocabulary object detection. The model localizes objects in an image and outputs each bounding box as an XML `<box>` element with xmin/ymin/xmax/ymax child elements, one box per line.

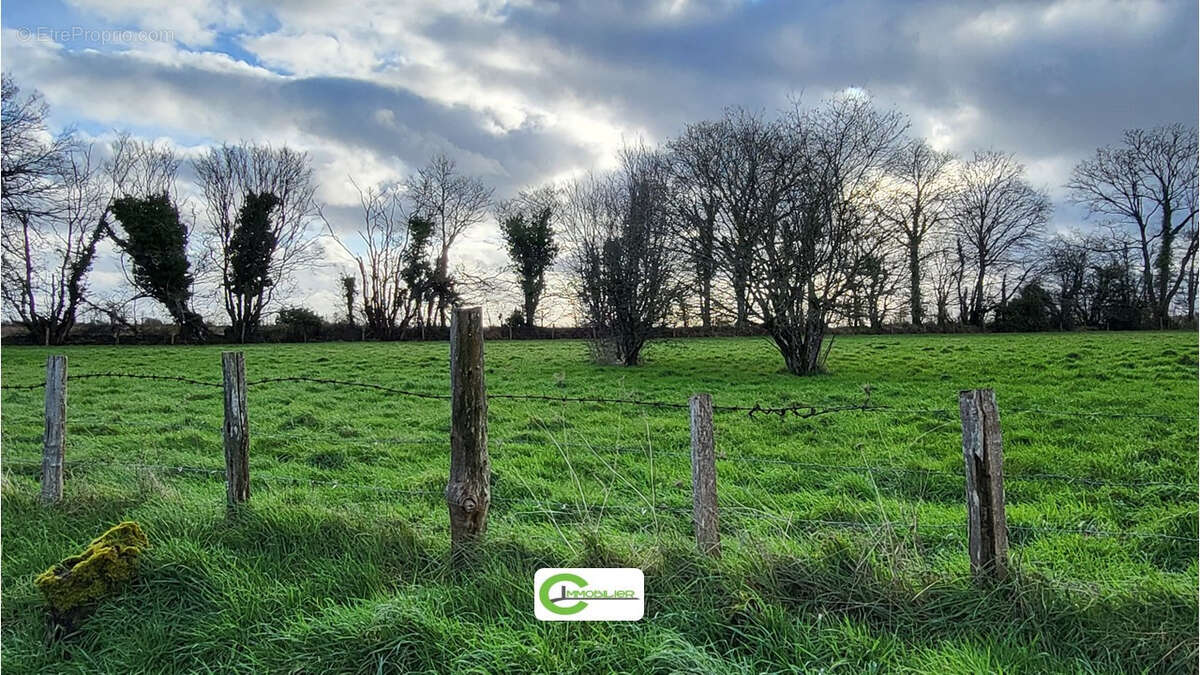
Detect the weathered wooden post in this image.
<box><xmin>222</xmin><ymin>352</ymin><xmax>250</xmax><ymax>506</ymax></box>
<box><xmin>448</xmin><ymin>306</ymin><xmax>489</xmax><ymax>558</ymax></box>
<box><xmin>959</xmin><ymin>388</ymin><xmax>1008</xmax><ymax>582</ymax></box>
<box><xmin>689</xmin><ymin>393</ymin><xmax>720</xmax><ymax>556</ymax></box>
<box><xmin>40</xmin><ymin>355</ymin><xmax>67</xmax><ymax>505</ymax></box>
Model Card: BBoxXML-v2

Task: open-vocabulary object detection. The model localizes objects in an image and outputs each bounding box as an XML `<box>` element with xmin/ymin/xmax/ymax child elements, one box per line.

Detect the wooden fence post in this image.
<box><xmin>959</xmin><ymin>388</ymin><xmax>1008</xmax><ymax>582</ymax></box>
<box><xmin>222</xmin><ymin>352</ymin><xmax>250</xmax><ymax>506</ymax></box>
<box><xmin>448</xmin><ymin>306</ymin><xmax>489</xmax><ymax>557</ymax></box>
<box><xmin>40</xmin><ymin>355</ymin><xmax>67</xmax><ymax>505</ymax></box>
<box><xmin>689</xmin><ymin>393</ymin><xmax>720</xmax><ymax>556</ymax></box>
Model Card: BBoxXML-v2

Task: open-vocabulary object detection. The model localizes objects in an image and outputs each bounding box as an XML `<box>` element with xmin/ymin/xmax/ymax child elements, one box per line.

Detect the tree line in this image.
<box><xmin>3</xmin><ymin>76</ymin><xmax>1196</xmax><ymax>376</ymax></box>
<box><xmin>549</xmin><ymin>95</ymin><xmax>1196</xmax><ymax>374</ymax></box>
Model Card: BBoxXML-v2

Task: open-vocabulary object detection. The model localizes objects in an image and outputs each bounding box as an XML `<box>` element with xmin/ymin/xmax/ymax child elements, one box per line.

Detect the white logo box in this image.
<box><xmin>534</xmin><ymin>567</ymin><xmax>644</xmax><ymax>621</ymax></box>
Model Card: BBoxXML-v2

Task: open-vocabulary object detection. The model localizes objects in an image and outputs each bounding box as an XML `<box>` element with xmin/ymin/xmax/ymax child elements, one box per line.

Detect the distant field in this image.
<box><xmin>2</xmin><ymin>332</ymin><xmax>1197</xmax><ymax>673</ymax></box>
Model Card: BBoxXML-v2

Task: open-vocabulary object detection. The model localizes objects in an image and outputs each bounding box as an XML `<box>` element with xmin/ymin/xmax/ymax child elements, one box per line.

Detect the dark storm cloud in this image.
<box><xmin>478</xmin><ymin>0</ymin><xmax>1197</xmax><ymax>157</ymax></box>
<box><xmin>274</xmin><ymin>76</ymin><xmax>592</xmax><ymax>192</ymax></box>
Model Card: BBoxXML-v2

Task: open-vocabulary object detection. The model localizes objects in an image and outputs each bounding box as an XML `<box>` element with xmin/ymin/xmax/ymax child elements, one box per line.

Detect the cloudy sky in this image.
<box><xmin>3</xmin><ymin>0</ymin><xmax>1197</xmax><ymax>323</ymax></box>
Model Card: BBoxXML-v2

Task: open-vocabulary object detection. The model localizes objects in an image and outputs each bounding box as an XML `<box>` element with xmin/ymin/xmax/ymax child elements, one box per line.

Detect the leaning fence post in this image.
<box><xmin>689</xmin><ymin>392</ymin><xmax>720</xmax><ymax>556</ymax></box>
<box><xmin>959</xmin><ymin>388</ymin><xmax>1008</xmax><ymax>582</ymax></box>
<box><xmin>222</xmin><ymin>352</ymin><xmax>250</xmax><ymax>506</ymax></box>
<box><xmin>448</xmin><ymin>306</ymin><xmax>489</xmax><ymax>558</ymax></box>
<box><xmin>40</xmin><ymin>355</ymin><xmax>67</xmax><ymax>505</ymax></box>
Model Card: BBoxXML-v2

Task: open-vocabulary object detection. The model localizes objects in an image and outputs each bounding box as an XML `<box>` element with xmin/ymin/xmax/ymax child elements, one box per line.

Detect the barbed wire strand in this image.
<box><xmin>492</xmin><ymin>439</ymin><xmax>1196</xmax><ymax>491</ymax></box>
<box><xmin>3</xmin><ymin>432</ymin><xmax>1193</xmax><ymax>493</ymax></box>
<box><xmin>3</xmin><ymin>371</ymin><xmax>1193</xmax><ymax>422</ymax></box>
<box><xmin>3</xmin><ymin>460</ymin><xmax>1195</xmax><ymax>543</ymax></box>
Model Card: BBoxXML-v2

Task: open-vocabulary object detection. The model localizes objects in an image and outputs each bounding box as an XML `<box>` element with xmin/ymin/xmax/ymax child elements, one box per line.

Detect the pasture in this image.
<box><xmin>1</xmin><ymin>332</ymin><xmax>1197</xmax><ymax>673</ymax></box>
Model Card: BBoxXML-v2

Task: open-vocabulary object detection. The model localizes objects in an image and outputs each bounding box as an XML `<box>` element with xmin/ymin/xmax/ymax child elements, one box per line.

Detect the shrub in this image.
<box><xmin>993</xmin><ymin>284</ymin><xmax>1057</xmax><ymax>332</ymax></box>
<box><xmin>503</xmin><ymin>310</ymin><xmax>525</xmax><ymax>330</ymax></box>
<box><xmin>276</xmin><ymin>306</ymin><xmax>325</xmax><ymax>342</ymax></box>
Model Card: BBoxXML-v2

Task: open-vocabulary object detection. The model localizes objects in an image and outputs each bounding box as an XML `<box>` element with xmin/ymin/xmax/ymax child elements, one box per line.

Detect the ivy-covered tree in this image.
<box><xmin>226</xmin><ymin>191</ymin><xmax>281</xmax><ymax>341</ymax></box>
<box><xmin>323</xmin><ymin>182</ymin><xmax>438</xmax><ymax>339</ymax></box>
<box><xmin>194</xmin><ymin>143</ymin><xmax>320</xmax><ymax>342</ymax></box>
<box><xmin>407</xmin><ymin>154</ymin><xmax>493</xmax><ymax>327</ymax></box>
<box><xmin>339</xmin><ymin>273</ymin><xmax>357</xmax><ymax>326</ymax></box>
<box><xmin>108</xmin><ymin>192</ymin><xmax>207</xmax><ymax>341</ymax></box>
<box><xmin>400</xmin><ymin>215</ymin><xmax>438</xmax><ymax>323</ymax></box>
<box><xmin>499</xmin><ymin>203</ymin><xmax>558</xmax><ymax>327</ymax></box>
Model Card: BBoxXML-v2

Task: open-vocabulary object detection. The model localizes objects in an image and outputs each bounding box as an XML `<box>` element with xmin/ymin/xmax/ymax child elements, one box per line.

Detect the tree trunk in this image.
<box><xmin>733</xmin><ymin>276</ymin><xmax>748</xmax><ymax>327</ymax></box>
<box><xmin>971</xmin><ymin>265</ymin><xmax>987</xmax><ymax>328</ymax></box>
<box><xmin>523</xmin><ymin>284</ymin><xmax>537</xmax><ymax>329</ymax></box>
<box><xmin>171</xmin><ymin>301</ymin><xmax>208</xmax><ymax>343</ymax></box>
<box><xmin>698</xmin><ymin>216</ymin><xmax>714</xmax><ymax>330</ymax></box>
<box><xmin>1138</xmin><ymin>233</ymin><xmax>1157</xmax><ymax>328</ymax></box>
<box><xmin>1061</xmin><ymin>290</ymin><xmax>1076</xmax><ymax>331</ymax></box>
<box><xmin>908</xmin><ymin>237</ymin><xmax>923</xmax><ymax>325</ymax></box>
<box><xmin>1186</xmin><ymin>262</ymin><xmax>1197</xmax><ymax>325</ymax></box>
<box><xmin>771</xmin><ymin>320</ymin><xmax>827</xmax><ymax>376</ymax></box>
<box><xmin>1155</xmin><ymin>204</ymin><xmax>1174</xmax><ymax>328</ymax></box>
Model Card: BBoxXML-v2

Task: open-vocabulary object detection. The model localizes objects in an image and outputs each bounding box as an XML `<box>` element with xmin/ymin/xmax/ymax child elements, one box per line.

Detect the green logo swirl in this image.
<box><xmin>538</xmin><ymin>572</ymin><xmax>589</xmax><ymax>615</ymax></box>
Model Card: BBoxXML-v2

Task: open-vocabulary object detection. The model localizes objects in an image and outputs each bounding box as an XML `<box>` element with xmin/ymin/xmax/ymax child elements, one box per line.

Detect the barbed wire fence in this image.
<box><xmin>2</xmin><ymin>448</ymin><xmax>1193</xmax><ymax>546</ymax></box>
<box><xmin>5</xmin><ymin>373</ymin><xmax>1193</xmax><ymax>421</ymax></box>
<box><xmin>2</xmin><ymin>308</ymin><xmax>1197</xmax><ymax>582</ymax></box>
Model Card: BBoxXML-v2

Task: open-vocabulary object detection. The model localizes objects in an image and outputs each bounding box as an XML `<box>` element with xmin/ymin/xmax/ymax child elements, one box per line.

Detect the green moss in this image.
<box><xmin>35</xmin><ymin>521</ymin><xmax>148</xmax><ymax>614</ymax></box>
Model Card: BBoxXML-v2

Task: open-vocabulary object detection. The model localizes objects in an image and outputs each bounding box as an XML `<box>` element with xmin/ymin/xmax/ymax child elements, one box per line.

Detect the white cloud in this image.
<box><xmin>3</xmin><ymin>0</ymin><xmax>1195</xmax><ymax>322</ymax></box>
<box><xmin>66</xmin><ymin>0</ymin><xmax>250</xmax><ymax>46</ymax></box>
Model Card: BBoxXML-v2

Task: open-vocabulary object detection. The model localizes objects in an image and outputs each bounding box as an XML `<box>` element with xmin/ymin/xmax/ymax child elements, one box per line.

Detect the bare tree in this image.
<box><xmin>82</xmin><ymin>293</ymin><xmax>140</xmax><ymax>344</ymax></box>
<box><xmin>1042</xmin><ymin>232</ymin><xmax>1091</xmax><ymax>331</ymax></box>
<box><xmin>708</xmin><ymin>109</ymin><xmax>788</xmax><ymax>327</ymax></box>
<box><xmin>927</xmin><ymin>245</ymin><xmax>961</xmax><ymax>328</ymax></box>
<box><xmin>1</xmin><ymin>139</ymin><xmax>108</xmax><ymax>344</ymax></box>
<box><xmin>743</xmin><ymin>94</ymin><xmax>907</xmax><ymax>374</ymax></box>
<box><xmin>877</xmin><ymin>138</ymin><xmax>956</xmax><ymax>325</ymax></box>
<box><xmin>562</xmin><ymin>146</ymin><xmax>682</xmax><ymax>365</ymax></box>
<box><xmin>454</xmin><ymin>262</ymin><xmax>519</xmax><ymax>326</ymax></box>
<box><xmin>1</xmin><ymin>78</ymin><xmax>130</xmax><ymax>344</ymax></box>
<box><xmin>107</xmin><ymin>132</ymin><xmax>180</xmax><ymax>199</ymax></box>
<box><xmin>322</xmin><ymin>180</ymin><xmax>433</xmax><ymax>338</ymax></box>
<box><xmin>848</xmin><ymin>234</ymin><xmax>905</xmax><ymax>330</ymax></box>
<box><xmin>951</xmin><ymin>151</ymin><xmax>1051</xmax><ymax>327</ymax></box>
<box><xmin>407</xmin><ymin>153</ymin><xmax>493</xmax><ymax>327</ymax></box>
<box><xmin>194</xmin><ymin>143</ymin><xmax>321</xmax><ymax>341</ymax></box>
<box><xmin>666</xmin><ymin>120</ymin><xmax>724</xmax><ymax>329</ymax></box>
<box><xmin>1187</xmin><ymin>223</ymin><xmax>1198</xmax><ymax>324</ymax></box>
<box><xmin>1</xmin><ymin>77</ymin><xmax>73</xmax><ymax>221</ymax></box>
<box><xmin>1067</xmin><ymin>124</ymin><xmax>1199</xmax><ymax>328</ymax></box>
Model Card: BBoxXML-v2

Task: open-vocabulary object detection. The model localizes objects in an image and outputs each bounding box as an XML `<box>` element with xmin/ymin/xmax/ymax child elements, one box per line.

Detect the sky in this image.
<box><xmin>2</xmin><ymin>0</ymin><xmax>1197</xmax><ymax>325</ymax></box>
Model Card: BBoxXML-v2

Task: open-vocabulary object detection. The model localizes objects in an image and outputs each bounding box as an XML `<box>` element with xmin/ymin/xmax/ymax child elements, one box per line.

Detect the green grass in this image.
<box><xmin>1</xmin><ymin>332</ymin><xmax>1197</xmax><ymax>673</ymax></box>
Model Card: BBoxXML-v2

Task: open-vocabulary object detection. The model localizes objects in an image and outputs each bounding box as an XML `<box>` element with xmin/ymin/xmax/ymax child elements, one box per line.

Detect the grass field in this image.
<box><xmin>1</xmin><ymin>332</ymin><xmax>1197</xmax><ymax>673</ymax></box>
